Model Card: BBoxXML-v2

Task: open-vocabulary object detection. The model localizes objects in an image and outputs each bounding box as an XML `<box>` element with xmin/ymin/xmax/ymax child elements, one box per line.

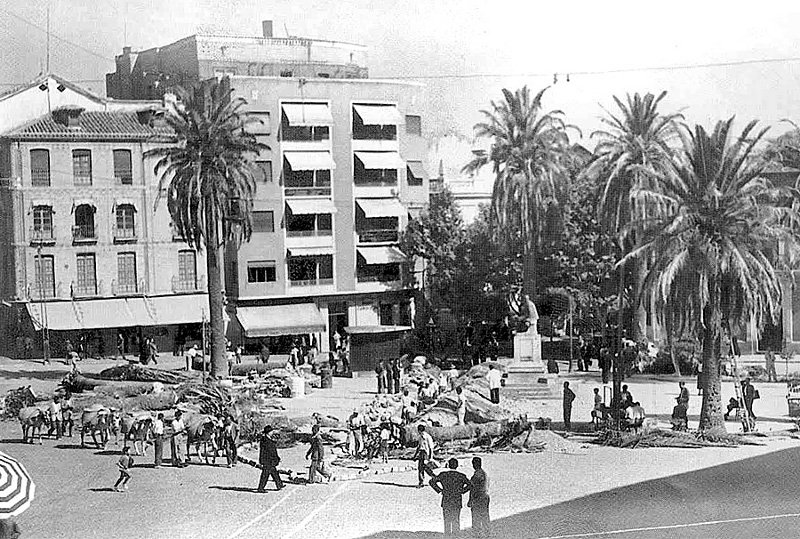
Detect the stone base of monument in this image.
<box><xmin>503</xmin><ymin>331</ymin><xmax>558</xmax><ymax>399</ymax></box>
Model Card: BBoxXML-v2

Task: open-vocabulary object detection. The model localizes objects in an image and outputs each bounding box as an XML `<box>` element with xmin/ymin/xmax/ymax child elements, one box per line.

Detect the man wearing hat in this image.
<box><xmin>257</xmin><ymin>426</ymin><xmax>284</xmax><ymax>491</ymax></box>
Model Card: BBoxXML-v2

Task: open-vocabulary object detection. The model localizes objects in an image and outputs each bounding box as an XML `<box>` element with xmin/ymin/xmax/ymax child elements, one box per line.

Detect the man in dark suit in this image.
<box><xmin>468</xmin><ymin>456</ymin><xmax>490</xmax><ymax>538</ymax></box>
<box><xmin>257</xmin><ymin>426</ymin><xmax>284</xmax><ymax>491</ymax></box>
<box><xmin>429</xmin><ymin>458</ymin><xmax>472</xmax><ymax>536</ymax></box>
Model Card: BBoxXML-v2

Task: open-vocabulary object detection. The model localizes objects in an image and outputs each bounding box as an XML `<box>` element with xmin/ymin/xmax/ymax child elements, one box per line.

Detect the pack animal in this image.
<box><xmin>120</xmin><ymin>412</ymin><xmax>153</xmax><ymax>456</ymax></box>
<box><xmin>185</xmin><ymin>413</ymin><xmax>223</xmax><ymax>465</ymax></box>
<box><xmin>80</xmin><ymin>406</ymin><xmax>119</xmax><ymax>449</ymax></box>
<box><xmin>19</xmin><ymin>406</ymin><xmax>50</xmax><ymax>444</ymax></box>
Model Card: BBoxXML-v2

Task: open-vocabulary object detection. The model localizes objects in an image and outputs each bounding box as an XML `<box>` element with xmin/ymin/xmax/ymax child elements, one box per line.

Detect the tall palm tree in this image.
<box><xmin>628</xmin><ymin>118</ymin><xmax>800</xmax><ymax>429</ymax></box>
<box><xmin>583</xmin><ymin>92</ymin><xmax>684</xmax><ymax>343</ymax></box>
<box><xmin>147</xmin><ymin>79</ymin><xmax>267</xmax><ymax>379</ymax></box>
<box><xmin>464</xmin><ymin>86</ymin><xmax>574</xmax><ymax>298</ymax></box>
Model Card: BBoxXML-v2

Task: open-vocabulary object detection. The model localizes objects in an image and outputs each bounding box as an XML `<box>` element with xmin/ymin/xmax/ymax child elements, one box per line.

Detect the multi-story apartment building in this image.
<box><xmin>0</xmin><ymin>78</ymin><xmax>209</xmax><ymax>358</ymax></box>
<box><xmin>106</xmin><ymin>20</ymin><xmax>369</xmax><ymax>101</ymax></box>
<box><xmin>106</xmin><ymin>26</ymin><xmax>429</xmax><ymax>368</ymax></box>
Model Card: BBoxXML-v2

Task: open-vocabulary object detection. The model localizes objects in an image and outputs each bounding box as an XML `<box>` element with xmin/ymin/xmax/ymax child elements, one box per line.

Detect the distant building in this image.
<box><xmin>106</xmin><ymin>20</ymin><xmax>369</xmax><ymax>101</ymax></box>
<box><xmin>105</xmin><ymin>30</ymin><xmax>430</xmax><ymax>366</ymax></box>
<box><xmin>0</xmin><ymin>75</ymin><xmax>208</xmax><ymax>358</ymax></box>
<box><xmin>427</xmin><ymin>134</ymin><xmax>493</xmax><ymax>223</ymax></box>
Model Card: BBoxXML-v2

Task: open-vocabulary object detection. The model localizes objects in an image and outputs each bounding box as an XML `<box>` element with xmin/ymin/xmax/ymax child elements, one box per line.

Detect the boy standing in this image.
<box><xmin>114</xmin><ymin>447</ymin><xmax>133</xmax><ymax>491</ymax></box>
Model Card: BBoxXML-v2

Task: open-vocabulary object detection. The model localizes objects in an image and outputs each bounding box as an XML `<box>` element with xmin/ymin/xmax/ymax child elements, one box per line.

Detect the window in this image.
<box><xmin>73</xmin><ymin>204</ymin><xmax>96</xmax><ymax>240</ymax></box>
<box><xmin>75</xmin><ymin>253</ymin><xmax>97</xmax><ymax>296</ymax></box>
<box><xmin>353</xmin><ymin>156</ymin><xmax>398</xmax><ymax>186</ymax></box>
<box><xmin>353</xmin><ymin>105</ymin><xmax>398</xmax><ymax>140</ymax></box>
<box><xmin>117</xmin><ymin>252</ymin><xmax>137</xmax><ymax>293</ymax></box>
<box><xmin>407</xmin><ymin>161</ymin><xmax>424</xmax><ymax>186</ymax></box>
<box><xmin>175</xmin><ymin>250</ymin><xmax>198</xmax><ymax>291</ymax></box>
<box><xmin>287</xmin><ymin>213</ymin><xmax>332</xmax><ymax>237</ymax></box>
<box><xmin>72</xmin><ymin>150</ymin><xmax>92</xmax><ymax>185</ymax></box>
<box><xmin>247</xmin><ymin>261</ymin><xmax>277</xmax><ymax>283</ymax></box>
<box><xmin>281</xmin><ymin>108</ymin><xmax>330</xmax><ymax>142</ymax></box>
<box><xmin>254</xmin><ymin>161</ymin><xmax>273</xmax><ymax>182</ymax></box>
<box><xmin>34</xmin><ymin>254</ymin><xmax>55</xmax><ymax>299</ymax></box>
<box><xmin>380</xmin><ymin>303</ymin><xmax>394</xmax><ymax>325</ymax></box>
<box><xmin>288</xmin><ymin>255</ymin><xmax>333</xmax><ymax>286</ymax></box>
<box><xmin>252</xmin><ymin>211</ymin><xmax>274</xmax><ymax>233</ymax></box>
<box><xmin>30</xmin><ymin>149</ymin><xmax>50</xmax><ymax>186</ymax></box>
<box><xmin>113</xmin><ymin>150</ymin><xmax>133</xmax><ymax>184</ymax></box>
<box><xmin>405</xmin><ymin>115</ymin><xmax>422</xmax><ymax>136</ymax></box>
<box><xmin>32</xmin><ymin>206</ymin><xmax>54</xmax><ymax>240</ymax></box>
<box><xmin>115</xmin><ymin>204</ymin><xmax>136</xmax><ymax>239</ymax></box>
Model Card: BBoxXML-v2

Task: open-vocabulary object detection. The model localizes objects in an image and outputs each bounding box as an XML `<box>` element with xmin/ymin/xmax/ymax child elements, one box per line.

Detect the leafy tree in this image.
<box><xmin>400</xmin><ymin>186</ymin><xmax>465</xmax><ymax>307</ymax></box>
<box><xmin>464</xmin><ymin>86</ymin><xmax>575</xmax><ymax>297</ymax></box>
<box><xmin>629</xmin><ymin>118</ymin><xmax>800</xmax><ymax>429</ymax></box>
<box><xmin>582</xmin><ymin>92</ymin><xmax>684</xmax><ymax>342</ymax></box>
<box><xmin>147</xmin><ymin>79</ymin><xmax>266</xmax><ymax>379</ymax></box>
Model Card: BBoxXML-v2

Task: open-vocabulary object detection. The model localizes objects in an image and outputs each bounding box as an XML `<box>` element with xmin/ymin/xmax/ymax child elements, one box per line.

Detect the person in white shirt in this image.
<box><xmin>414</xmin><ymin>424</ymin><xmax>436</xmax><ymax>488</ymax></box>
<box><xmin>486</xmin><ymin>365</ymin><xmax>502</xmax><ymax>404</ymax></box>
<box><xmin>152</xmin><ymin>413</ymin><xmax>165</xmax><ymax>467</ymax></box>
<box><xmin>185</xmin><ymin>345</ymin><xmax>198</xmax><ymax>371</ymax></box>
<box><xmin>170</xmin><ymin>411</ymin><xmax>187</xmax><ymax>468</ymax></box>
<box><xmin>456</xmin><ymin>387</ymin><xmax>467</xmax><ymax>426</ymax></box>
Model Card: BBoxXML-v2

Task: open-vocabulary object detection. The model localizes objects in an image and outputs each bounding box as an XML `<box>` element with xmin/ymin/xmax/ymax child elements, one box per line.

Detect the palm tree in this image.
<box><xmin>147</xmin><ymin>79</ymin><xmax>267</xmax><ymax>379</ymax></box>
<box><xmin>583</xmin><ymin>92</ymin><xmax>684</xmax><ymax>343</ymax></box>
<box><xmin>464</xmin><ymin>86</ymin><xmax>574</xmax><ymax>298</ymax></box>
<box><xmin>628</xmin><ymin>118</ymin><xmax>800</xmax><ymax>429</ymax></box>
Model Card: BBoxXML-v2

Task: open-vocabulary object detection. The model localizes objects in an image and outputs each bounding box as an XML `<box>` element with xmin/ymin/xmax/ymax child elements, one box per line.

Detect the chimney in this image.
<box><xmin>262</xmin><ymin>20</ymin><xmax>273</xmax><ymax>38</ymax></box>
<box><xmin>52</xmin><ymin>106</ymin><xmax>84</xmax><ymax>128</ymax></box>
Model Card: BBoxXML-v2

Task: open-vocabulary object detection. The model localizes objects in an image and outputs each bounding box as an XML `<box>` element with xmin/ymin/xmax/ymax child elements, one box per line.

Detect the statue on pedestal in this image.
<box><xmin>520</xmin><ymin>293</ymin><xmax>539</xmax><ymax>333</ymax></box>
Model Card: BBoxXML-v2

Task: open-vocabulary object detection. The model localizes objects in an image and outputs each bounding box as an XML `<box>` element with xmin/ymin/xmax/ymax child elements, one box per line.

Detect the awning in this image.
<box><xmin>114</xmin><ymin>198</ymin><xmax>137</xmax><ymax>210</ymax></box>
<box><xmin>353</xmin><ymin>104</ymin><xmax>403</xmax><ymax>126</ymax></box>
<box><xmin>287</xmin><ymin>246</ymin><xmax>334</xmax><ymax>257</ymax></box>
<box><xmin>26</xmin><ymin>294</ymin><xmax>210</xmax><ymax>330</ymax></box>
<box><xmin>407</xmin><ymin>161</ymin><xmax>427</xmax><ymax>181</ymax></box>
<box><xmin>356</xmin><ymin>198</ymin><xmax>405</xmax><ymax>218</ymax></box>
<box><xmin>30</xmin><ymin>200</ymin><xmax>52</xmax><ymax>208</ymax></box>
<box><xmin>354</xmin><ymin>151</ymin><xmax>405</xmax><ymax>170</ymax></box>
<box><xmin>236</xmin><ymin>303</ymin><xmax>326</xmax><ymax>337</ymax></box>
<box><xmin>283</xmin><ymin>151</ymin><xmax>336</xmax><ymax>171</ymax></box>
<box><xmin>357</xmin><ymin>246</ymin><xmax>407</xmax><ymax>265</ymax></box>
<box><xmin>286</xmin><ymin>199</ymin><xmax>337</xmax><ymax>215</ymax></box>
<box><xmin>281</xmin><ymin>103</ymin><xmax>333</xmax><ymax>126</ymax></box>
<box><xmin>344</xmin><ymin>325</ymin><xmax>412</xmax><ymax>334</ymax></box>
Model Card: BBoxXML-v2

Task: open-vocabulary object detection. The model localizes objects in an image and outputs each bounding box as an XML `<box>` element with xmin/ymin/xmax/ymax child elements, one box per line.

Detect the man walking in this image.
<box><xmin>486</xmin><ymin>365</ymin><xmax>502</xmax><ymax>404</ymax></box>
<box><xmin>429</xmin><ymin>458</ymin><xmax>472</xmax><ymax>536</ymax></box>
<box><xmin>414</xmin><ymin>424</ymin><xmax>436</xmax><ymax>488</ymax></box>
<box><xmin>468</xmin><ymin>456</ymin><xmax>490</xmax><ymax>538</ymax></box>
<box><xmin>305</xmin><ymin>424</ymin><xmax>331</xmax><ymax>484</ymax></box>
<box><xmin>223</xmin><ymin>416</ymin><xmax>239</xmax><ymax>468</ymax></box>
<box><xmin>743</xmin><ymin>378</ymin><xmax>758</xmax><ymax>422</ymax></box>
<box><xmin>152</xmin><ymin>413</ymin><xmax>165</xmax><ymax>467</ymax></box>
<box><xmin>563</xmin><ymin>382</ymin><xmax>576</xmax><ymax>432</ymax></box>
<box><xmin>116</xmin><ymin>333</ymin><xmax>126</xmax><ymax>361</ymax></box>
<box><xmin>257</xmin><ymin>426</ymin><xmax>284</xmax><ymax>491</ymax></box>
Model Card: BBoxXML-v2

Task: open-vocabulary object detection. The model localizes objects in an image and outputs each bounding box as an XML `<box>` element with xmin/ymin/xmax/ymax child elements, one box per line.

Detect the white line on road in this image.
<box><xmin>536</xmin><ymin>512</ymin><xmax>800</xmax><ymax>539</ymax></box>
<box><xmin>282</xmin><ymin>482</ymin><xmax>350</xmax><ymax>539</ymax></box>
<box><xmin>225</xmin><ymin>489</ymin><xmax>295</xmax><ymax>539</ymax></box>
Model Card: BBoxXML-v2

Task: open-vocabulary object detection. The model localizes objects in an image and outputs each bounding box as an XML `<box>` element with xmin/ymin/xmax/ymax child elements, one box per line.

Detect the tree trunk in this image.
<box><xmin>632</xmin><ymin>260</ymin><xmax>648</xmax><ymax>343</ymax></box>
<box><xmin>665</xmin><ymin>310</ymin><xmax>681</xmax><ymax>377</ymax></box>
<box><xmin>699</xmin><ymin>287</ymin><xmax>725</xmax><ymax>430</ymax></box>
<box><xmin>522</xmin><ymin>243</ymin><xmax>537</xmax><ymax>299</ymax></box>
<box><xmin>204</xmin><ymin>198</ymin><xmax>227</xmax><ymax>380</ymax></box>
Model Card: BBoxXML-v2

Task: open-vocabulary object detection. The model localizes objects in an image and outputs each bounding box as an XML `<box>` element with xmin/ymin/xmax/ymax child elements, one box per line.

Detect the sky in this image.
<box><xmin>3</xmin><ymin>0</ymin><xmax>800</xmax><ymax>145</ymax></box>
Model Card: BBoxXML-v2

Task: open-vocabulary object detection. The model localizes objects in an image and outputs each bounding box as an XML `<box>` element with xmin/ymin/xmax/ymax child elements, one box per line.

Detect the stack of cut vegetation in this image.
<box><xmin>176</xmin><ymin>383</ymin><xmax>234</xmax><ymax>418</ymax></box>
<box><xmin>97</xmin><ymin>364</ymin><xmax>193</xmax><ymax>384</ymax></box>
<box><xmin>595</xmin><ymin>428</ymin><xmax>763</xmax><ymax>449</ymax></box>
<box><xmin>2</xmin><ymin>386</ymin><xmax>37</xmax><ymax>419</ymax></box>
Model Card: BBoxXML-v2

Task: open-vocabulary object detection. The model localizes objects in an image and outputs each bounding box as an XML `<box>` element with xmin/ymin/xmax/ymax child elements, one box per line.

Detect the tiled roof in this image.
<box><xmin>4</xmin><ymin>111</ymin><xmax>174</xmax><ymax>141</ymax></box>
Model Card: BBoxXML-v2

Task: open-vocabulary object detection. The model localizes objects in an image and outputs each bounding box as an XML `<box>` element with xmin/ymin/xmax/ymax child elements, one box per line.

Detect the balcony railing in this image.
<box><xmin>289</xmin><ymin>277</ymin><xmax>334</xmax><ymax>287</ymax></box>
<box><xmin>113</xmin><ymin>227</ymin><xmax>137</xmax><ymax>242</ymax></box>
<box><xmin>284</xmin><ymin>186</ymin><xmax>332</xmax><ymax>197</ymax></box>
<box><xmin>353</xmin><ymin>178</ymin><xmax>398</xmax><ymax>188</ymax></box>
<box><xmin>71</xmin><ymin>281</ymin><xmax>101</xmax><ymax>298</ymax></box>
<box><xmin>357</xmin><ymin>229</ymin><xmax>399</xmax><ymax>243</ymax></box>
<box><xmin>172</xmin><ymin>275</ymin><xmax>206</xmax><ymax>293</ymax></box>
<box><xmin>286</xmin><ymin>229</ymin><xmax>333</xmax><ymax>238</ymax></box>
<box><xmin>29</xmin><ymin>227</ymin><xmax>55</xmax><ymax>244</ymax></box>
<box><xmin>115</xmin><ymin>170</ymin><xmax>133</xmax><ymax>185</ymax></box>
<box><xmin>72</xmin><ymin>224</ymin><xmax>97</xmax><ymax>242</ymax></box>
<box><xmin>357</xmin><ymin>274</ymin><xmax>401</xmax><ymax>283</ymax></box>
<box><xmin>111</xmin><ymin>279</ymin><xmax>143</xmax><ymax>296</ymax></box>
<box><xmin>31</xmin><ymin>168</ymin><xmax>51</xmax><ymax>186</ymax></box>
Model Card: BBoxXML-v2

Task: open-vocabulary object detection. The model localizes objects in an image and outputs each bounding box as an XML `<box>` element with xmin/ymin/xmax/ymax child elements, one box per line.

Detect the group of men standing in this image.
<box><xmin>375</xmin><ymin>359</ymin><xmax>402</xmax><ymax>394</ymax></box>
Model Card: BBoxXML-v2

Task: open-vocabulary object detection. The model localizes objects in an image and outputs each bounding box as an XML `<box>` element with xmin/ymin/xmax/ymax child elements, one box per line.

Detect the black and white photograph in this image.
<box><xmin>2</xmin><ymin>1</ymin><xmax>800</xmax><ymax>537</ymax></box>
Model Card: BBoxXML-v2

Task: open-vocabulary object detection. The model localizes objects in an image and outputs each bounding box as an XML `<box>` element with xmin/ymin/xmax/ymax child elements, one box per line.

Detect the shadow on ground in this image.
<box><xmin>356</xmin><ymin>445</ymin><xmax>800</xmax><ymax>539</ymax></box>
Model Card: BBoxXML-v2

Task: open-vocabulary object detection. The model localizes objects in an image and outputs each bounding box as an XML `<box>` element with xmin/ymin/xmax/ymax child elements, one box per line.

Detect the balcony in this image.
<box><xmin>171</xmin><ymin>275</ymin><xmax>206</xmax><ymax>293</ymax></box>
<box><xmin>357</xmin><ymin>229</ymin><xmax>399</xmax><ymax>244</ymax></box>
<box><xmin>286</xmin><ymin>229</ymin><xmax>333</xmax><ymax>238</ymax></box>
<box><xmin>284</xmin><ymin>186</ymin><xmax>331</xmax><ymax>197</ymax></box>
<box><xmin>289</xmin><ymin>277</ymin><xmax>334</xmax><ymax>287</ymax></box>
<box><xmin>72</xmin><ymin>225</ymin><xmax>97</xmax><ymax>244</ymax></box>
<box><xmin>29</xmin><ymin>227</ymin><xmax>55</xmax><ymax>246</ymax></box>
<box><xmin>71</xmin><ymin>280</ymin><xmax>103</xmax><ymax>298</ymax></box>
<box><xmin>111</xmin><ymin>279</ymin><xmax>147</xmax><ymax>296</ymax></box>
<box><xmin>113</xmin><ymin>227</ymin><xmax>137</xmax><ymax>243</ymax></box>
<box><xmin>115</xmin><ymin>170</ymin><xmax>133</xmax><ymax>185</ymax></box>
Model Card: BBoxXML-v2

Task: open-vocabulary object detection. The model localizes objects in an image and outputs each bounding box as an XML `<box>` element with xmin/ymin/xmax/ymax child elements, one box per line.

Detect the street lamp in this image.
<box><xmin>427</xmin><ymin>316</ymin><xmax>437</xmax><ymax>363</ymax></box>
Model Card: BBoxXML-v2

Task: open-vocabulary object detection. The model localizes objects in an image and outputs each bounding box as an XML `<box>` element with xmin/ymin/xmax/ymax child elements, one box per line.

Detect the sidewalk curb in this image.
<box><xmin>236</xmin><ymin>455</ymin><xmax>415</xmax><ymax>482</ymax></box>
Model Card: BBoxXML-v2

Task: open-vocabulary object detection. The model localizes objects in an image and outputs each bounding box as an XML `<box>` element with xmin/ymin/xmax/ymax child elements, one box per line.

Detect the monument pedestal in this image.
<box><xmin>504</xmin><ymin>330</ymin><xmax>558</xmax><ymax>399</ymax></box>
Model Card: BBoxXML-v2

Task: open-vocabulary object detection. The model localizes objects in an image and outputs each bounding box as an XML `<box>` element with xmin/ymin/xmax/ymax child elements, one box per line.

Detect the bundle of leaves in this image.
<box><xmin>237</xmin><ymin>410</ymin><xmax>296</xmax><ymax>448</ymax></box>
<box><xmin>3</xmin><ymin>387</ymin><xmax>36</xmax><ymax>419</ymax></box>
<box><xmin>97</xmin><ymin>364</ymin><xmax>193</xmax><ymax>384</ymax></box>
<box><xmin>595</xmin><ymin>428</ymin><xmax>762</xmax><ymax>449</ymax></box>
<box><xmin>176</xmin><ymin>383</ymin><xmax>234</xmax><ymax>418</ymax></box>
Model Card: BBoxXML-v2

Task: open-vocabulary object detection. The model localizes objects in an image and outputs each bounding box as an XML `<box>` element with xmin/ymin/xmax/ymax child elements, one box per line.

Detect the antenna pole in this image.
<box><xmin>46</xmin><ymin>2</ymin><xmax>50</xmax><ymax>74</ymax></box>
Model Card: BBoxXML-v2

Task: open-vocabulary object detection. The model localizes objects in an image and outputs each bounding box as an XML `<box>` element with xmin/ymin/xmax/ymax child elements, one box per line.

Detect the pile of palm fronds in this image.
<box><xmin>176</xmin><ymin>383</ymin><xmax>234</xmax><ymax>418</ymax></box>
<box><xmin>595</xmin><ymin>428</ymin><xmax>763</xmax><ymax>449</ymax></box>
<box><xmin>97</xmin><ymin>364</ymin><xmax>193</xmax><ymax>384</ymax></box>
<box><xmin>2</xmin><ymin>386</ymin><xmax>37</xmax><ymax>419</ymax></box>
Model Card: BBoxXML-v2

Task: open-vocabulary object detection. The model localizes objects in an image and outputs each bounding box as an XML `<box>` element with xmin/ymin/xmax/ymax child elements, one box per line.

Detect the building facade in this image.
<box><xmin>106</xmin><ymin>20</ymin><xmax>369</xmax><ymax>101</ymax></box>
<box><xmin>0</xmin><ymin>97</ymin><xmax>209</xmax><ymax>358</ymax></box>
